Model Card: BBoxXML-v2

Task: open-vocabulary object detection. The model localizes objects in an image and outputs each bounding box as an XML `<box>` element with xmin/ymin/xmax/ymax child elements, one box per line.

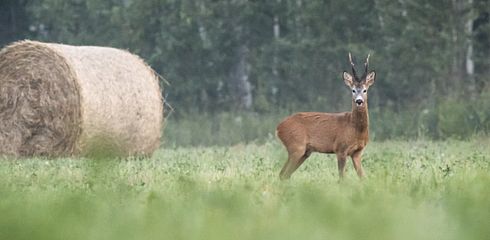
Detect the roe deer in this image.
<box><xmin>276</xmin><ymin>53</ymin><xmax>375</xmax><ymax>180</ymax></box>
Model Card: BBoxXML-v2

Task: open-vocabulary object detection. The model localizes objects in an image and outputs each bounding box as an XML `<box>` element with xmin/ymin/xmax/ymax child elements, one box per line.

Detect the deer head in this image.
<box><xmin>342</xmin><ymin>53</ymin><xmax>376</xmax><ymax>108</ymax></box>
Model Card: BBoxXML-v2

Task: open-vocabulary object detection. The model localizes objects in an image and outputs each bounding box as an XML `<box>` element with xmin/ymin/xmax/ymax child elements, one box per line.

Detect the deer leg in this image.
<box><xmin>337</xmin><ymin>154</ymin><xmax>347</xmax><ymax>179</ymax></box>
<box><xmin>280</xmin><ymin>149</ymin><xmax>310</xmax><ymax>180</ymax></box>
<box><xmin>351</xmin><ymin>150</ymin><xmax>365</xmax><ymax>178</ymax></box>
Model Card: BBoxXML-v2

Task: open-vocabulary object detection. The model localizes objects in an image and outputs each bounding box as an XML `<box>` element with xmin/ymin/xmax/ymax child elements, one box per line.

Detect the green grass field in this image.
<box><xmin>0</xmin><ymin>139</ymin><xmax>489</xmax><ymax>240</ymax></box>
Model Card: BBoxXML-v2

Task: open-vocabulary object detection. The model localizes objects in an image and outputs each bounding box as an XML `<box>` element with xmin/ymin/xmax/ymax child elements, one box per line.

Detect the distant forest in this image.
<box><xmin>1</xmin><ymin>0</ymin><xmax>489</xmax><ymax>139</ymax></box>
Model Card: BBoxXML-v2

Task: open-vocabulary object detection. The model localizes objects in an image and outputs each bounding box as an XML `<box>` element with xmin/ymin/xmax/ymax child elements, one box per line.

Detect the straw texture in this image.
<box><xmin>0</xmin><ymin>40</ymin><xmax>163</xmax><ymax>157</ymax></box>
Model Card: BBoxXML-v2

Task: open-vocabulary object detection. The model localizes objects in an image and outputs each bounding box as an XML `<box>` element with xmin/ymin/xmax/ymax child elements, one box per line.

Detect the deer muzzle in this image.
<box><xmin>355</xmin><ymin>96</ymin><xmax>364</xmax><ymax>106</ymax></box>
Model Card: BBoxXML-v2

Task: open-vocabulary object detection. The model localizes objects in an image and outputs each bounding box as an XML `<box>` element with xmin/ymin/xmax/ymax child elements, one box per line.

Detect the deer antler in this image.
<box><xmin>364</xmin><ymin>53</ymin><xmax>370</xmax><ymax>73</ymax></box>
<box><xmin>349</xmin><ymin>52</ymin><xmax>355</xmax><ymax>66</ymax></box>
<box><xmin>348</xmin><ymin>52</ymin><xmax>357</xmax><ymax>78</ymax></box>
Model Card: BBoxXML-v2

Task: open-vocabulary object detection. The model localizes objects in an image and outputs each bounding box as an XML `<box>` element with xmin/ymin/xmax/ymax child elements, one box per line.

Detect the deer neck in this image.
<box><xmin>351</xmin><ymin>103</ymin><xmax>369</xmax><ymax>133</ymax></box>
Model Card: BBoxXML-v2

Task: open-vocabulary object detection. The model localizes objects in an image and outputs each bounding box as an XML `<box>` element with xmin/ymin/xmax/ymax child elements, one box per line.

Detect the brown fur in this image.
<box><xmin>276</xmin><ymin>54</ymin><xmax>375</xmax><ymax>180</ymax></box>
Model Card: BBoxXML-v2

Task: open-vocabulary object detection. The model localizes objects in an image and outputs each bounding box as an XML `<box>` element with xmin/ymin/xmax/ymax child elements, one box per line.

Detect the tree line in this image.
<box><xmin>1</xmin><ymin>0</ymin><xmax>489</xmax><ymax>139</ymax></box>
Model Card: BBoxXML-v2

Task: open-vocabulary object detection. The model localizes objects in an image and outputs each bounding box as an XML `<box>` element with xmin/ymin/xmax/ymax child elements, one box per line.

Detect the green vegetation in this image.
<box><xmin>164</xmin><ymin>95</ymin><xmax>490</xmax><ymax>147</ymax></box>
<box><xmin>1</xmin><ymin>2</ymin><xmax>489</xmax><ymax>239</ymax></box>
<box><xmin>2</xmin><ymin>2</ymin><xmax>490</xmax><ymax>126</ymax></box>
<box><xmin>1</xmin><ymin>139</ymin><xmax>488</xmax><ymax>240</ymax></box>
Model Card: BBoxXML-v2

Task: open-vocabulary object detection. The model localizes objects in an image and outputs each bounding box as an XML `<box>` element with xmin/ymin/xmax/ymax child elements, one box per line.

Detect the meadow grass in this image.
<box><xmin>0</xmin><ymin>139</ymin><xmax>489</xmax><ymax>240</ymax></box>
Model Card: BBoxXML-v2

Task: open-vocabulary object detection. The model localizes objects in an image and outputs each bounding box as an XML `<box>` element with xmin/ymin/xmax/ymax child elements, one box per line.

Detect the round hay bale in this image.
<box><xmin>0</xmin><ymin>40</ymin><xmax>163</xmax><ymax>157</ymax></box>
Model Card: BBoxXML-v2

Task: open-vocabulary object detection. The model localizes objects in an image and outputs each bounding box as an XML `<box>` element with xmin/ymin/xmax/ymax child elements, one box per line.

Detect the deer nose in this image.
<box><xmin>355</xmin><ymin>99</ymin><xmax>364</xmax><ymax>105</ymax></box>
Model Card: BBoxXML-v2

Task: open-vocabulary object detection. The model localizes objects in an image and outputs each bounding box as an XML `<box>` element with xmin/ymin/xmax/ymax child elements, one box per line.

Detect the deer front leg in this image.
<box><xmin>337</xmin><ymin>153</ymin><xmax>347</xmax><ymax>179</ymax></box>
<box><xmin>351</xmin><ymin>150</ymin><xmax>365</xmax><ymax>178</ymax></box>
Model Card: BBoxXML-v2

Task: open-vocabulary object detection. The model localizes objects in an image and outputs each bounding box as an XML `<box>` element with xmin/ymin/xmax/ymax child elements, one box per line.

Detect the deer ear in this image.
<box><xmin>365</xmin><ymin>70</ymin><xmax>375</xmax><ymax>87</ymax></box>
<box><xmin>343</xmin><ymin>71</ymin><xmax>353</xmax><ymax>87</ymax></box>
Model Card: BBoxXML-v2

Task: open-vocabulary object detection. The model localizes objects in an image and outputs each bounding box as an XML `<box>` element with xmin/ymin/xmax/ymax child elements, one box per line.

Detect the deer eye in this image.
<box><xmin>363</xmin><ymin>89</ymin><xmax>367</xmax><ymax>93</ymax></box>
<box><xmin>352</xmin><ymin>89</ymin><xmax>356</xmax><ymax>93</ymax></box>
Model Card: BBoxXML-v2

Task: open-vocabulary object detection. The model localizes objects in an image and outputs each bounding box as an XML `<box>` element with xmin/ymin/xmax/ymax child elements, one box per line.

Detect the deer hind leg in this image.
<box><xmin>351</xmin><ymin>150</ymin><xmax>365</xmax><ymax>178</ymax></box>
<box><xmin>337</xmin><ymin>153</ymin><xmax>348</xmax><ymax>179</ymax></box>
<box><xmin>279</xmin><ymin>147</ymin><xmax>311</xmax><ymax>180</ymax></box>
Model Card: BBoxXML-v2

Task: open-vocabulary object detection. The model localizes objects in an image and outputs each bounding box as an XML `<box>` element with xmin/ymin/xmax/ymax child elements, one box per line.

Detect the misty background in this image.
<box><xmin>1</xmin><ymin>0</ymin><xmax>489</xmax><ymax>145</ymax></box>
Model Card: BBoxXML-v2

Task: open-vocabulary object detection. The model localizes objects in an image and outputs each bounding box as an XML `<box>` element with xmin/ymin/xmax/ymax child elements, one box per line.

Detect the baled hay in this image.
<box><xmin>0</xmin><ymin>40</ymin><xmax>163</xmax><ymax>157</ymax></box>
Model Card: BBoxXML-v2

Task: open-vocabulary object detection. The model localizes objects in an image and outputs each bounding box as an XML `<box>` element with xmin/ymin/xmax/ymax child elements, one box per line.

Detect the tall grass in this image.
<box><xmin>163</xmin><ymin>111</ymin><xmax>283</xmax><ymax>146</ymax></box>
<box><xmin>164</xmin><ymin>99</ymin><xmax>489</xmax><ymax>147</ymax></box>
<box><xmin>0</xmin><ymin>139</ymin><xmax>489</xmax><ymax>240</ymax></box>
